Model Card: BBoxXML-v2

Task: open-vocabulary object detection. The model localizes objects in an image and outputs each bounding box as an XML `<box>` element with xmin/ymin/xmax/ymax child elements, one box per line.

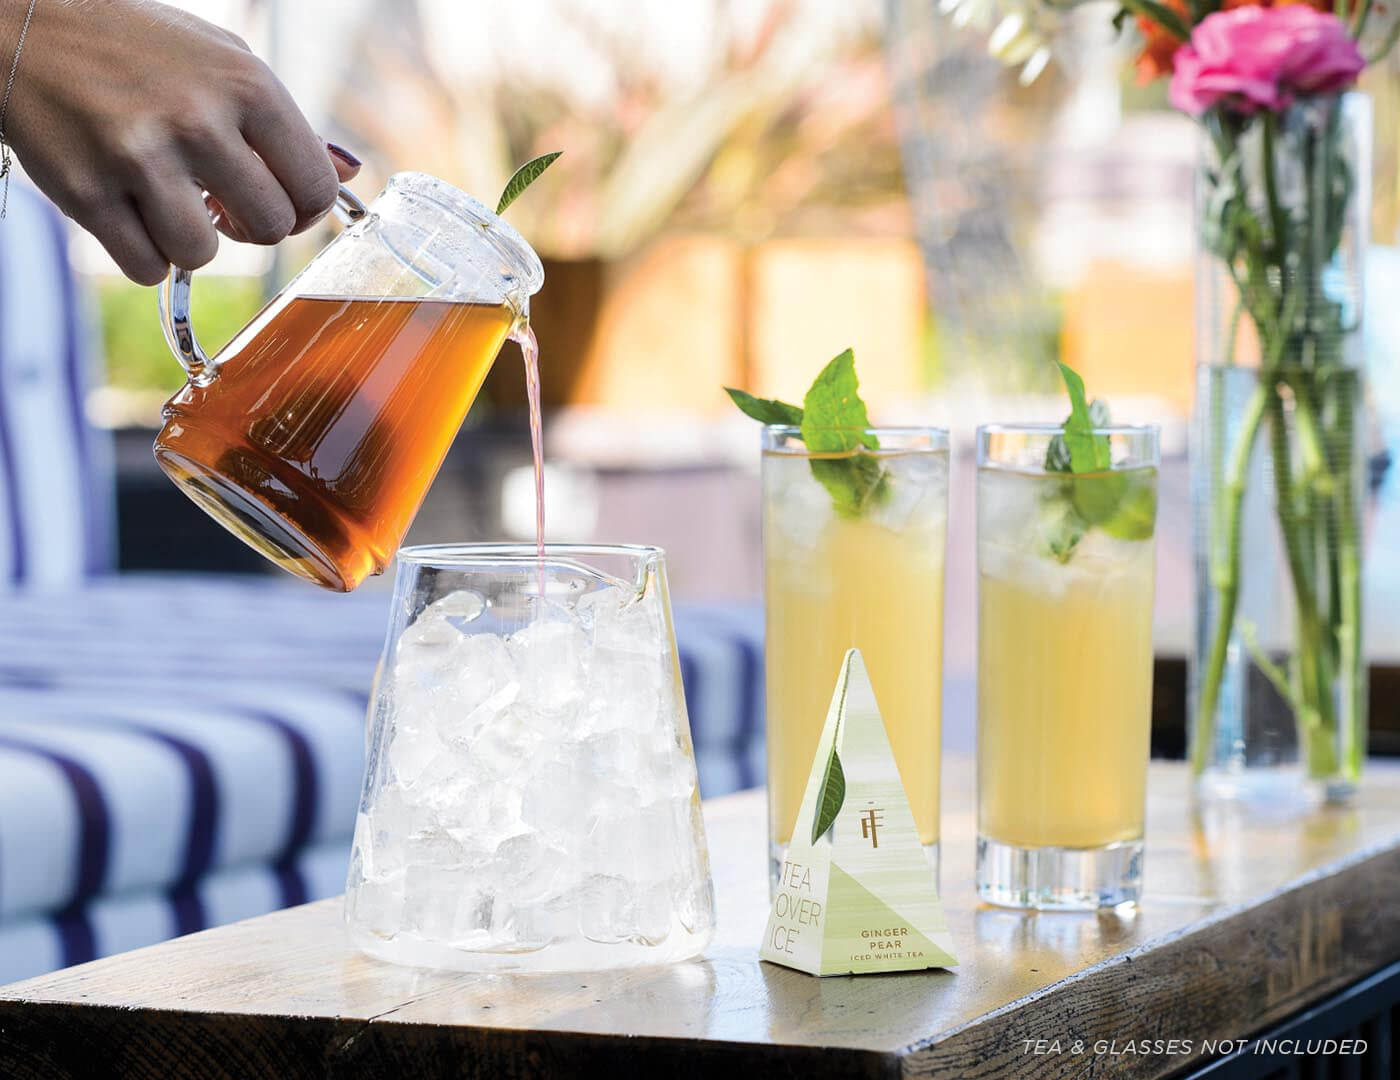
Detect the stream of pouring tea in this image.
<box><xmin>514</xmin><ymin>322</ymin><xmax>546</xmax><ymax>562</ymax></box>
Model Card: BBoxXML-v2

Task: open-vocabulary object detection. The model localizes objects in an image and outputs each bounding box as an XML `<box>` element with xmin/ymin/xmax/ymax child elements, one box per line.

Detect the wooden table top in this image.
<box><xmin>4</xmin><ymin>758</ymin><xmax>1400</xmax><ymax>1080</ymax></box>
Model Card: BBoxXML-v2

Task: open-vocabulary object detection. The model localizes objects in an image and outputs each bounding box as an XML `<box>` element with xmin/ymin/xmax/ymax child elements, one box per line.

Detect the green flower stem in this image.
<box><xmin>1352</xmin><ymin>0</ymin><xmax>1374</xmax><ymax>44</ymax></box>
<box><xmin>1267</xmin><ymin>390</ymin><xmax>1339</xmax><ymax>771</ymax></box>
<box><xmin>1261</xmin><ymin>114</ymin><xmax>1288</xmax><ymax>263</ymax></box>
<box><xmin>1192</xmin><ymin>377</ymin><xmax>1271</xmax><ymax>774</ymax></box>
<box><xmin>1336</xmin><ymin>466</ymin><xmax>1364</xmax><ymax>779</ymax></box>
<box><xmin>1334</xmin><ymin>374</ymin><xmax>1364</xmax><ymax>782</ymax></box>
<box><xmin>1195</xmin><ymin>97</ymin><xmax>1366</xmax><ymax>789</ymax></box>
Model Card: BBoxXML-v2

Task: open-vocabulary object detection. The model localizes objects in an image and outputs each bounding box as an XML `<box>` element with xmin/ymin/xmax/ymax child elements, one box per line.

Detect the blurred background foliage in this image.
<box><xmin>99</xmin><ymin>278</ymin><xmax>265</xmax><ymax>394</ymax></box>
<box><xmin>81</xmin><ymin>0</ymin><xmax>1400</xmax><ymax>418</ymax></box>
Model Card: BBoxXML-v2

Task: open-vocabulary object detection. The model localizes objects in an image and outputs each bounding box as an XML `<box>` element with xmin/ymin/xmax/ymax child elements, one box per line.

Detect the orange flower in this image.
<box><xmin>1136</xmin><ymin>0</ymin><xmax>1353</xmax><ymax>82</ymax></box>
<box><xmin>1136</xmin><ymin>3</ymin><xmax>1188</xmax><ymax>83</ymax></box>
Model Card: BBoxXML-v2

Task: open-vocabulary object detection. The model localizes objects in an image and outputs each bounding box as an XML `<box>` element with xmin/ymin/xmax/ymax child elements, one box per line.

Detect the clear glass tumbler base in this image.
<box><xmin>768</xmin><ymin>839</ymin><xmax>941</xmax><ymax>898</ymax></box>
<box><xmin>976</xmin><ymin>836</ymin><xmax>1142</xmax><ymax>910</ymax></box>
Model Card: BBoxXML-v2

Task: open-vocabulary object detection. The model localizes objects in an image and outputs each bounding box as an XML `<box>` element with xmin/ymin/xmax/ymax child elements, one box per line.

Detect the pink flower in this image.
<box><xmin>1169</xmin><ymin>6</ymin><xmax>1365</xmax><ymax>116</ymax></box>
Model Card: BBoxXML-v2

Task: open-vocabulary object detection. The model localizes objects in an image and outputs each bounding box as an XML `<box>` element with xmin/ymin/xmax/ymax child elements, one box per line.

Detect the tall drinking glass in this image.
<box><xmin>346</xmin><ymin>544</ymin><xmax>715</xmax><ymax>972</ymax></box>
<box><xmin>976</xmin><ymin>424</ymin><xmax>1160</xmax><ymax>909</ymax></box>
<box><xmin>762</xmin><ymin>426</ymin><xmax>950</xmax><ymax>889</ymax></box>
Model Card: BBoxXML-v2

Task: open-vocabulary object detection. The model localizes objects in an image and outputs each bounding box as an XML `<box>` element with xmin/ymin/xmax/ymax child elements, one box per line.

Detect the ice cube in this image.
<box><xmin>362</xmin><ymin>786</ymin><xmax>417</xmax><ymax>878</ymax></box>
<box><xmin>632</xmin><ymin>883</ymin><xmax>676</xmax><ymax>945</ymax></box>
<box><xmin>589</xmin><ymin>590</ymin><xmax>663</xmax><ymax>657</ymax></box>
<box><xmin>676</xmin><ymin>871</ymin><xmax>716</xmax><ymax>936</ymax></box>
<box><xmin>576</xmin><ymin>874</ymin><xmax>635</xmax><ymax>944</ymax></box>
<box><xmin>402</xmin><ymin>862</ymin><xmax>491</xmax><ymax>944</ymax></box>
<box><xmin>425</xmin><ymin>589</ymin><xmax>487</xmax><ymax>627</ymax></box>
<box><xmin>398</xmin><ymin>614</ymin><xmax>459</xmax><ymax>651</ymax></box>
<box><xmin>577</xmin><ymin>731</ymin><xmax>646</xmax><ymax>785</ymax></box>
<box><xmin>347</xmin><ymin>864</ymin><xmax>405</xmax><ymax>939</ymax></box>
<box><xmin>493</xmin><ymin>832</ymin><xmax>566</xmax><ymax>902</ymax></box>
<box><xmin>521</xmin><ymin>757</ymin><xmax>593</xmax><ymax>837</ymax></box>
<box><xmin>386</xmin><ymin>719</ymin><xmax>444</xmax><ymax>787</ymax></box>
<box><xmin>460</xmin><ymin>707</ymin><xmax>542</xmax><ymax>785</ymax></box>
<box><xmin>868</xmin><ymin>453</ymin><xmax>945</xmax><ymax>535</ymax></box>
<box><xmin>641</xmin><ymin>739</ymin><xmax>699</xmax><ymax>803</ymax></box>
<box><xmin>769</xmin><ymin>469</ymin><xmax>834</xmax><ymax>551</ymax></box>
<box><xmin>509</xmin><ymin>612</ymin><xmax>589</xmax><ymax>715</ymax></box>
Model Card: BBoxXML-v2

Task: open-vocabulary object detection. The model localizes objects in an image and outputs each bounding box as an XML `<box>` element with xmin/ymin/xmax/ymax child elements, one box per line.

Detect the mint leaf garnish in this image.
<box><xmin>1038</xmin><ymin>496</ymin><xmax>1086</xmax><ymax>563</ymax></box>
<box><xmin>1038</xmin><ymin>363</ymin><xmax>1153</xmax><ymax>562</ymax></box>
<box><xmin>1046</xmin><ymin>399</ymin><xmax>1109</xmax><ymax>472</ymax></box>
<box><xmin>800</xmin><ymin>349</ymin><xmax>887</xmax><ymax>516</ymax></box>
<box><xmin>496</xmin><ymin>152</ymin><xmax>562</xmax><ymax>215</ymax></box>
<box><xmin>801</xmin><ymin>350</ymin><xmax>879</xmax><ymax>453</ymax></box>
<box><xmin>809</xmin><ymin>455</ymin><xmax>889</xmax><ymax>516</ymax></box>
<box><xmin>724</xmin><ymin>387</ymin><xmax>802</xmax><ymax>426</ymax></box>
<box><xmin>1053</xmin><ymin>361</ymin><xmax>1112</xmax><ymax>474</ymax></box>
<box><xmin>726</xmin><ymin>348</ymin><xmax>890</xmax><ymax>518</ymax></box>
<box><xmin>1098</xmin><ymin>473</ymin><xmax>1157</xmax><ymax>540</ymax></box>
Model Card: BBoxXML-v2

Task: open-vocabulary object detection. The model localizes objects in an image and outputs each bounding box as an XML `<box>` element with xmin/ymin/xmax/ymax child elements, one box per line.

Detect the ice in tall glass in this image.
<box><xmin>762</xmin><ymin>426</ymin><xmax>949</xmax><ymax>887</ymax></box>
<box><xmin>976</xmin><ymin>423</ymin><xmax>1160</xmax><ymax>909</ymax></box>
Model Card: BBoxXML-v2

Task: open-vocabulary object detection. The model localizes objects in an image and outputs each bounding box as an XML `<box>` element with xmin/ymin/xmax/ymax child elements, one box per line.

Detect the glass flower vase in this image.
<box><xmin>1190</xmin><ymin>93</ymin><xmax>1370</xmax><ymax>806</ymax></box>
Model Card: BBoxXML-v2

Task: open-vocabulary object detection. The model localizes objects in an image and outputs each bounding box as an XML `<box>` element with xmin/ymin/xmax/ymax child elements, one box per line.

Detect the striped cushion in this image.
<box><xmin>0</xmin><ymin>575</ymin><xmax>764</xmax><ymax>975</ymax></box>
<box><xmin>0</xmin><ymin>839</ymin><xmax>349</xmax><ymax>984</ymax></box>
<box><xmin>0</xmin><ymin>183</ymin><xmax>115</xmax><ymax>586</ymax></box>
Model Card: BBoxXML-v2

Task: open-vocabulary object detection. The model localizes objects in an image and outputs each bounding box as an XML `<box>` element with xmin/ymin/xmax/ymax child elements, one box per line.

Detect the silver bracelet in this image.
<box><xmin>0</xmin><ymin>0</ymin><xmax>38</xmax><ymax>219</ymax></box>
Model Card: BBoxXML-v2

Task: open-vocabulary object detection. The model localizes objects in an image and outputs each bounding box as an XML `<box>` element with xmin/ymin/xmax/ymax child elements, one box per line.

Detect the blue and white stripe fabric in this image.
<box><xmin>0</xmin><ymin>575</ymin><xmax>765</xmax><ymax>983</ymax></box>
<box><xmin>0</xmin><ymin>839</ymin><xmax>350</xmax><ymax>984</ymax></box>
<box><xmin>0</xmin><ymin>182</ymin><xmax>115</xmax><ymax>587</ymax></box>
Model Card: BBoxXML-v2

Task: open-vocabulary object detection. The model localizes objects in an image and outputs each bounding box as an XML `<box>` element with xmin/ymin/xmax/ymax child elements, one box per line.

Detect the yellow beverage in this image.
<box><xmin>976</xmin><ymin>466</ymin><xmax>1157</xmax><ymax>850</ymax></box>
<box><xmin>763</xmin><ymin>435</ymin><xmax>948</xmax><ymax>871</ymax></box>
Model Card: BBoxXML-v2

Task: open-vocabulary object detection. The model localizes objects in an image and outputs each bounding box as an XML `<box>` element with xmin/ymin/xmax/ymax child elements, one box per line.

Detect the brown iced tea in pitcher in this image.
<box><xmin>155</xmin><ymin>295</ymin><xmax>516</xmax><ymax>591</ymax></box>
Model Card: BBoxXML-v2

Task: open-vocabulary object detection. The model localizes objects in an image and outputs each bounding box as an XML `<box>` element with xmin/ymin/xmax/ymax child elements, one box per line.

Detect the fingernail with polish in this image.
<box><xmin>326</xmin><ymin>142</ymin><xmax>362</xmax><ymax>168</ymax></box>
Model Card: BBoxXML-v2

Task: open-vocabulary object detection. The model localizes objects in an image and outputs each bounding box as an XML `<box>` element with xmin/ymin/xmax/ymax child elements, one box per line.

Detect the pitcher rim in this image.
<box><xmin>396</xmin><ymin>542</ymin><xmax>666</xmax><ymax>566</ymax></box>
<box><xmin>385</xmin><ymin>171</ymin><xmax>545</xmax><ymax>296</ymax></box>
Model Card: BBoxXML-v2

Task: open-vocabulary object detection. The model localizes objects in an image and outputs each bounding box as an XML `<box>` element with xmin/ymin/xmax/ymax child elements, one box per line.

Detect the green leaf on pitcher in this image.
<box><xmin>496</xmin><ymin>152</ymin><xmax>563</xmax><ymax>215</ymax></box>
<box><xmin>811</xmin><ymin>745</ymin><xmax>846</xmax><ymax>845</ymax></box>
<box><xmin>724</xmin><ymin>387</ymin><xmax>803</xmax><ymax>426</ymax></box>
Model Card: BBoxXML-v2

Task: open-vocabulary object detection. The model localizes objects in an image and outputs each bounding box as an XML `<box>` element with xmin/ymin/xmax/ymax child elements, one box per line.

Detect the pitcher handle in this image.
<box><xmin>158</xmin><ymin>186</ymin><xmax>370</xmax><ymax>385</ymax></box>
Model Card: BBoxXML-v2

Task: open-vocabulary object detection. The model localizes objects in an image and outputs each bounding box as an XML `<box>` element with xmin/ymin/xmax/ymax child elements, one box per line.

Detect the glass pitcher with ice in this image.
<box><xmin>346</xmin><ymin>544</ymin><xmax>715</xmax><ymax>972</ymax></box>
<box><xmin>154</xmin><ymin>173</ymin><xmax>543</xmax><ymax>592</ymax></box>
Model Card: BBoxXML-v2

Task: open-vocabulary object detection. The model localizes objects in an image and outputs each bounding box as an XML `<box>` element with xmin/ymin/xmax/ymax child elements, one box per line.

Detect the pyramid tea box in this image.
<box><xmin>760</xmin><ymin>649</ymin><xmax>957</xmax><ymax>976</ymax></box>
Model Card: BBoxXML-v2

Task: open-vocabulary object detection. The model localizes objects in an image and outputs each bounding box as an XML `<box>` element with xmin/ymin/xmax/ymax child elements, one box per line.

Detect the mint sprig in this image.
<box><xmin>725</xmin><ymin>389</ymin><xmax>802</xmax><ymax>426</ymax></box>
<box><xmin>725</xmin><ymin>348</ymin><xmax>889</xmax><ymax>518</ymax></box>
<box><xmin>1040</xmin><ymin>362</ymin><xmax>1155</xmax><ymax>562</ymax></box>
<box><xmin>1047</xmin><ymin>361</ymin><xmax>1111</xmax><ymax>474</ymax></box>
<box><xmin>496</xmin><ymin>152</ymin><xmax>562</xmax><ymax>215</ymax></box>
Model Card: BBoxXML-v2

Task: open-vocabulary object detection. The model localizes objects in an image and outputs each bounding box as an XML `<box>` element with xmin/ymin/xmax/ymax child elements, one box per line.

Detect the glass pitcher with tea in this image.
<box><xmin>153</xmin><ymin>172</ymin><xmax>544</xmax><ymax>591</ymax></box>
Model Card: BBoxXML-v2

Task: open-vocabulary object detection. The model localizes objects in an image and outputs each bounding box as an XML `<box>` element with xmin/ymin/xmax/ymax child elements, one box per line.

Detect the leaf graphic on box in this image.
<box><xmin>811</xmin><ymin>747</ymin><xmax>845</xmax><ymax>844</ymax></box>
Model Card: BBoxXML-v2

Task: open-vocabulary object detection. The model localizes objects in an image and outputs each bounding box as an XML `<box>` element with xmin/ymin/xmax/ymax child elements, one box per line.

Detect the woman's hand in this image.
<box><xmin>1</xmin><ymin>0</ymin><xmax>361</xmax><ymax>284</ymax></box>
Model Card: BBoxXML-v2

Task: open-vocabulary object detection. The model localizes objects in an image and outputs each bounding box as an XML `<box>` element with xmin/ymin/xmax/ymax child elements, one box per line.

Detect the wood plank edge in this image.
<box><xmin>0</xmin><ymin>999</ymin><xmax>903</xmax><ymax>1080</ymax></box>
<box><xmin>896</xmin><ymin>840</ymin><xmax>1400</xmax><ymax>1079</ymax></box>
